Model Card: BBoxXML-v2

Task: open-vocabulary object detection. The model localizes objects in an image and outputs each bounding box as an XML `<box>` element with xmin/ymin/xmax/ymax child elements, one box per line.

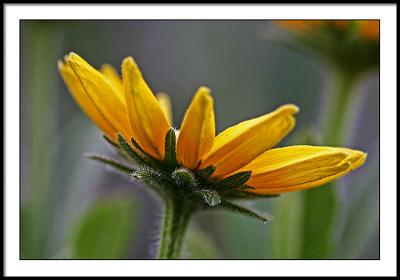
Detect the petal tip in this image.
<box><xmin>67</xmin><ymin>52</ymin><xmax>80</xmax><ymax>61</ymax></box>
<box><xmin>122</xmin><ymin>56</ymin><xmax>138</xmax><ymax>69</ymax></box>
<box><xmin>122</xmin><ymin>56</ymin><xmax>142</xmax><ymax>79</ymax></box>
<box><xmin>281</xmin><ymin>104</ymin><xmax>300</xmax><ymax>114</ymax></box>
<box><xmin>195</xmin><ymin>86</ymin><xmax>213</xmax><ymax>103</ymax></box>
<box><xmin>198</xmin><ymin>86</ymin><xmax>211</xmax><ymax>94</ymax></box>
<box><xmin>57</xmin><ymin>59</ymin><xmax>64</xmax><ymax>70</ymax></box>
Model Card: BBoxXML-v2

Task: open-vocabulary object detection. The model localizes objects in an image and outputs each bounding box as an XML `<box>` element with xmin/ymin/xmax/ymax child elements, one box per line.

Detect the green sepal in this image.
<box><xmin>224</xmin><ymin>191</ymin><xmax>280</xmax><ymax>200</ymax></box>
<box><xmin>131</xmin><ymin>165</ymin><xmax>169</xmax><ymax>185</ymax></box>
<box><xmin>130</xmin><ymin>166</ymin><xmax>169</xmax><ymax>197</ymax></box>
<box><xmin>86</xmin><ymin>153</ymin><xmax>136</xmax><ymax>174</ymax></box>
<box><xmin>117</xmin><ymin>134</ymin><xmax>145</xmax><ymax>165</ymax></box>
<box><xmin>164</xmin><ymin>128</ymin><xmax>178</xmax><ymax>168</ymax></box>
<box><xmin>194</xmin><ymin>189</ymin><xmax>221</xmax><ymax>207</ymax></box>
<box><xmin>196</xmin><ymin>165</ymin><xmax>216</xmax><ymax>179</ymax></box>
<box><xmin>217</xmin><ymin>171</ymin><xmax>252</xmax><ymax>190</ymax></box>
<box><xmin>102</xmin><ymin>134</ymin><xmax>119</xmax><ymax>148</ymax></box>
<box><xmin>130</xmin><ymin>137</ymin><xmax>161</xmax><ymax>168</ymax></box>
<box><xmin>237</xmin><ymin>184</ymin><xmax>255</xmax><ymax>190</ymax></box>
<box><xmin>218</xmin><ymin>200</ymin><xmax>269</xmax><ymax>223</ymax></box>
<box><xmin>172</xmin><ymin>168</ymin><xmax>196</xmax><ymax>188</ymax></box>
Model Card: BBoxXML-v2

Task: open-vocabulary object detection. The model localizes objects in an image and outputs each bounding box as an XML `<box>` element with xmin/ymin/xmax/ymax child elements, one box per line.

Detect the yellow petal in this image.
<box><xmin>58</xmin><ymin>59</ymin><xmax>117</xmax><ymax>140</ymax></box>
<box><xmin>100</xmin><ymin>64</ymin><xmax>124</xmax><ymax>101</ymax></box>
<box><xmin>200</xmin><ymin>104</ymin><xmax>298</xmax><ymax>178</ymax></box>
<box><xmin>177</xmin><ymin>87</ymin><xmax>215</xmax><ymax>170</ymax></box>
<box><xmin>122</xmin><ymin>57</ymin><xmax>170</xmax><ymax>161</ymax></box>
<box><xmin>65</xmin><ymin>53</ymin><xmax>132</xmax><ymax>140</ymax></box>
<box><xmin>241</xmin><ymin>145</ymin><xmax>367</xmax><ymax>194</ymax></box>
<box><xmin>156</xmin><ymin>92</ymin><xmax>173</xmax><ymax>125</ymax></box>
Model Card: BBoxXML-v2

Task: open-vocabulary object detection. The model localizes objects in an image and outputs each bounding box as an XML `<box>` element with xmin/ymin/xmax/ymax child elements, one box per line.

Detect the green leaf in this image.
<box><xmin>218</xmin><ymin>200</ymin><xmax>269</xmax><ymax>223</ymax></box>
<box><xmin>70</xmin><ymin>196</ymin><xmax>137</xmax><ymax>259</ymax></box>
<box><xmin>86</xmin><ymin>153</ymin><xmax>136</xmax><ymax>174</ymax></box>
<box><xmin>218</xmin><ymin>171</ymin><xmax>252</xmax><ymax>190</ymax></box>
<box><xmin>117</xmin><ymin>134</ymin><xmax>145</xmax><ymax>165</ymax></box>
<box><xmin>164</xmin><ymin>128</ymin><xmax>177</xmax><ymax>167</ymax></box>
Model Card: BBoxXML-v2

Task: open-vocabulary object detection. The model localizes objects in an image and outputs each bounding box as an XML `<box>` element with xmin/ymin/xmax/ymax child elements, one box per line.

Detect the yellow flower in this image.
<box><xmin>58</xmin><ymin>53</ymin><xmax>366</xmax><ymax>194</ymax></box>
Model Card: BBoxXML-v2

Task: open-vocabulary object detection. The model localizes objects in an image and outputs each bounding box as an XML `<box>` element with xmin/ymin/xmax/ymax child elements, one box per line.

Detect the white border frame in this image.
<box><xmin>5</xmin><ymin>4</ymin><xmax>397</xmax><ymax>277</ymax></box>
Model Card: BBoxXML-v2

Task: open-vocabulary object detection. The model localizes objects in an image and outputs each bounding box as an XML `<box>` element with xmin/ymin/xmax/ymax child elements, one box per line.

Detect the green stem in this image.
<box><xmin>157</xmin><ymin>194</ymin><xmax>193</xmax><ymax>259</ymax></box>
<box><xmin>323</xmin><ymin>68</ymin><xmax>358</xmax><ymax>146</ymax></box>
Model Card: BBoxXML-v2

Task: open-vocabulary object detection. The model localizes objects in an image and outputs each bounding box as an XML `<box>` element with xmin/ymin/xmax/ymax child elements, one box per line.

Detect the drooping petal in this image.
<box><xmin>156</xmin><ymin>92</ymin><xmax>173</xmax><ymax>125</ymax></box>
<box><xmin>65</xmin><ymin>53</ymin><xmax>132</xmax><ymax>140</ymax></box>
<box><xmin>58</xmin><ymin>60</ymin><xmax>117</xmax><ymax>139</ymax></box>
<box><xmin>177</xmin><ymin>87</ymin><xmax>215</xmax><ymax>170</ymax></box>
<box><xmin>100</xmin><ymin>64</ymin><xmax>124</xmax><ymax>101</ymax></box>
<box><xmin>122</xmin><ymin>57</ymin><xmax>170</xmax><ymax>161</ymax></box>
<box><xmin>200</xmin><ymin>104</ymin><xmax>298</xmax><ymax>178</ymax></box>
<box><xmin>240</xmin><ymin>145</ymin><xmax>366</xmax><ymax>194</ymax></box>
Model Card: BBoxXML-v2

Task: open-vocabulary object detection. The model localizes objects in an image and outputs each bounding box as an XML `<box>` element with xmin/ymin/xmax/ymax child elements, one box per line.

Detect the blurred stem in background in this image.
<box><xmin>21</xmin><ymin>22</ymin><xmax>61</xmax><ymax>258</ymax></box>
<box><xmin>271</xmin><ymin>20</ymin><xmax>379</xmax><ymax>259</ymax></box>
<box><xmin>324</xmin><ymin>69</ymin><xmax>357</xmax><ymax>146</ymax></box>
<box><xmin>301</xmin><ymin>67</ymin><xmax>358</xmax><ymax>259</ymax></box>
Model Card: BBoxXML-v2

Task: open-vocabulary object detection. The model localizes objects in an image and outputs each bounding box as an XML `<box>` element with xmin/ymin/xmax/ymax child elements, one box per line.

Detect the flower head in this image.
<box><xmin>58</xmin><ymin>53</ymin><xmax>366</xmax><ymax>207</ymax></box>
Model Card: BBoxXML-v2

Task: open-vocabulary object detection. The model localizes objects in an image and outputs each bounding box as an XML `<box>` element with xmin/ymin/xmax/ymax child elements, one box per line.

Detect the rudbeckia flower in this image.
<box><xmin>58</xmin><ymin>52</ymin><xmax>366</xmax><ymax>197</ymax></box>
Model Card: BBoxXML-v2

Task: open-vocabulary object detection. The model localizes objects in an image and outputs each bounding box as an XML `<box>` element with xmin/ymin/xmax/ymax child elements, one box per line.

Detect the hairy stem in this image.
<box><xmin>157</xmin><ymin>194</ymin><xmax>193</xmax><ymax>259</ymax></box>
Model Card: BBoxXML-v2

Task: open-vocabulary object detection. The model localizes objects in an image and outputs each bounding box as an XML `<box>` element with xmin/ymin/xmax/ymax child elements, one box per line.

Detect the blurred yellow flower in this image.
<box><xmin>358</xmin><ymin>20</ymin><xmax>379</xmax><ymax>40</ymax></box>
<box><xmin>58</xmin><ymin>53</ymin><xmax>366</xmax><ymax>194</ymax></box>
<box><xmin>277</xmin><ymin>20</ymin><xmax>379</xmax><ymax>40</ymax></box>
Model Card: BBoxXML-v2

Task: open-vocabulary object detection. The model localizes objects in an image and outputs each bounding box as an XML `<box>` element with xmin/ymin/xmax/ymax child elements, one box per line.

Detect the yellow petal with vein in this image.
<box><xmin>156</xmin><ymin>92</ymin><xmax>173</xmax><ymax>125</ymax></box>
<box><xmin>122</xmin><ymin>57</ymin><xmax>170</xmax><ymax>161</ymax></box>
<box><xmin>100</xmin><ymin>64</ymin><xmax>124</xmax><ymax>101</ymax></box>
<box><xmin>241</xmin><ymin>145</ymin><xmax>367</xmax><ymax>194</ymax></box>
<box><xmin>177</xmin><ymin>87</ymin><xmax>215</xmax><ymax>170</ymax></box>
<box><xmin>66</xmin><ymin>53</ymin><xmax>132</xmax><ymax>140</ymax></box>
<box><xmin>58</xmin><ymin>60</ymin><xmax>117</xmax><ymax>140</ymax></box>
<box><xmin>200</xmin><ymin>104</ymin><xmax>298</xmax><ymax>178</ymax></box>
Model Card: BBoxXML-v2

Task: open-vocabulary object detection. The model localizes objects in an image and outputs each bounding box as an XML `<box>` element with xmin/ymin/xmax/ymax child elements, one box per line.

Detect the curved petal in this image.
<box><xmin>58</xmin><ymin>60</ymin><xmax>117</xmax><ymax>140</ymax></box>
<box><xmin>241</xmin><ymin>145</ymin><xmax>367</xmax><ymax>194</ymax></box>
<box><xmin>100</xmin><ymin>64</ymin><xmax>124</xmax><ymax>101</ymax></box>
<box><xmin>177</xmin><ymin>87</ymin><xmax>215</xmax><ymax>170</ymax></box>
<box><xmin>156</xmin><ymin>92</ymin><xmax>173</xmax><ymax>126</ymax></box>
<box><xmin>122</xmin><ymin>57</ymin><xmax>170</xmax><ymax>161</ymax></box>
<box><xmin>200</xmin><ymin>104</ymin><xmax>298</xmax><ymax>178</ymax></box>
<box><xmin>65</xmin><ymin>53</ymin><xmax>132</xmax><ymax>140</ymax></box>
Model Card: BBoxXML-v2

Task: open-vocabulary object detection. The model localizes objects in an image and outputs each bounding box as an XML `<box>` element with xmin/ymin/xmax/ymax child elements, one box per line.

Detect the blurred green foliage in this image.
<box><xmin>182</xmin><ymin>224</ymin><xmax>222</xmax><ymax>259</ymax></box>
<box><xmin>20</xmin><ymin>20</ymin><xmax>379</xmax><ymax>259</ymax></box>
<box><xmin>70</xmin><ymin>196</ymin><xmax>137</xmax><ymax>259</ymax></box>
